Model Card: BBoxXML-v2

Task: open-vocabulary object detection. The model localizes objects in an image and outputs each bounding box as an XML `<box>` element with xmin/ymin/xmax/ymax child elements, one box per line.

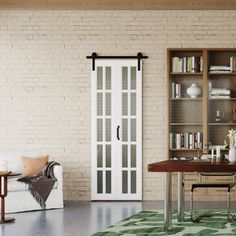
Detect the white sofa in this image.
<box><xmin>0</xmin><ymin>151</ymin><xmax>63</xmax><ymax>213</ymax></box>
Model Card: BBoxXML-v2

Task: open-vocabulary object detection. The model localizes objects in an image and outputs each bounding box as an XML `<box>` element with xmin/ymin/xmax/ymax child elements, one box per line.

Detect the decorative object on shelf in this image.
<box><xmin>216</xmin><ymin>146</ymin><xmax>221</xmax><ymax>163</ymax></box>
<box><xmin>215</xmin><ymin>110</ymin><xmax>225</xmax><ymax>122</ymax></box>
<box><xmin>230</xmin><ymin>109</ymin><xmax>236</xmax><ymax>123</ymax></box>
<box><xmin>227</xmin><ymin>129</ymin><xmax>236</xmax><ymax>162</ymax></box>
<box><xmin>186</xmin><ymin>83</ymin><xmax>201</xmax><ymax>98</ymax></box>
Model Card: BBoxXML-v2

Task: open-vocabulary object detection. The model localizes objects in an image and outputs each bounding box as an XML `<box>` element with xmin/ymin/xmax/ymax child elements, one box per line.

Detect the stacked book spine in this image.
<box><xmin>210</xmin><ymin>88</ymin><xmax>231</xmax><ymax>99</ymax></box>
<box><xmin>171</xmin><ymin>83</ymin><xmax>181</xmax><ymax>98</ymax></box>
<box><xmin>170</xmin><ymin>132</ymin><xmax>202</xmax><ymax>150</ymax></box>
<box><xmin>230</xmin><ymin>56</ymin><xmax>236</xmax><ymax>71</ymax></box>
<box><xmin>172</xmin><ymin>56</ymin><xmax>203</xmax><ymax>73</ymax></box>
<box><xmin>209</xmin><ymin>65</ymin><xmax>231</xmax><ymax>73</ymax></box>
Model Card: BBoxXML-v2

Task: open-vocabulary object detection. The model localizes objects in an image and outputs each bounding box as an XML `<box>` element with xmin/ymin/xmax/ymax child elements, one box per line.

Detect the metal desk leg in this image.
<box><xmin>177</xmin><ymin>172</ymin><xmax>185</xmax><ymax>222</ymax></box>
<box><xmin>164</xmin><ymin>172</ymin><xmax>172</xmax><ymax>231</ymax></box>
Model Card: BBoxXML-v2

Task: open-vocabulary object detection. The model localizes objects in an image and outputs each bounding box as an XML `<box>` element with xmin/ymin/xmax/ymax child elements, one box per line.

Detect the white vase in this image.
<box><xmin>187</xmin><ymin>83</ymin><xmax>201</xmax><ymax>98</ymax></box>
<box><xmin>229</xmin><ymin>147</ymin><xmax>236</xmax><ymax>162</ymax></box>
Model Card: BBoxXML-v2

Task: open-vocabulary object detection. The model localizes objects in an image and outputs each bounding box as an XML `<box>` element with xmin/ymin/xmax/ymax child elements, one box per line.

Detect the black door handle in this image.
<box><xmin>117</xmin><ymin>125</ymin><xmax>120</xmax><ymax>140</ymax></box>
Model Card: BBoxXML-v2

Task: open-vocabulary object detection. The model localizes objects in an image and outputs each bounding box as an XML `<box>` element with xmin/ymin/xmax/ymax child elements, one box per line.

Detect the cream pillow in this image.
<box><xmin>21</xmin><ymin>156</ymin><xmax>49</xmax><ymax>177</ymax></box>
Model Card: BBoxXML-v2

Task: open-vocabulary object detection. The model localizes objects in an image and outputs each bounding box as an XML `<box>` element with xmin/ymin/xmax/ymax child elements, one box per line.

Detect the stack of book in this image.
<box><xmin>230</xmin><ymin>56</ymin><xmax>236</xmax><ymax>71</ymax></box>
<box><xmin>170</xmin><ymin>132</ymin><xmax>202</xmax><ymax>150</ymax></box>
<box><xmin>171</xmin><ymin>83</ymin><xmax>181</xmax><ymax>98</ymax></box>
<box><xmin>209</xmin><ymin>65</ymin><xmax>231</xmax><ymax>73</ymax></box>
<box><xmin>172</xmin><ymin>56</ymin><xmax>203</xmax><ymax>73</ymax></box>
<box><xmin>210</xmin><ymin>88</ymin><xmax>231</xmax><ymax>99</ymax></box>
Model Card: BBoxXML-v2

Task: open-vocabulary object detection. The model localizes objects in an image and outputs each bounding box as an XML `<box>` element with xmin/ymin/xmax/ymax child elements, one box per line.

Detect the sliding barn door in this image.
<box><xmin>91</xmin><ymin>60</ymin><xmax>142</xmax><ymax>200</ymax></box>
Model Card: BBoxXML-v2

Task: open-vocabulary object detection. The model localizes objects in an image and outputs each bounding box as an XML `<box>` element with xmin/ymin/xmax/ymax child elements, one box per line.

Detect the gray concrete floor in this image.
<box><xmin>0</xmin><ymin>201</ymin><xmax>234</xmax><ymax>236</ymax></box>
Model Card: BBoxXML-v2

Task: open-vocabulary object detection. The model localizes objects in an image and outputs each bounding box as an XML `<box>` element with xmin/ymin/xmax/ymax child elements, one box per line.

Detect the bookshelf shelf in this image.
<box><xmin>209</xmin><ymin>98</ymin><xmax>236</xmax><ymax>100</ymax></box>
<box><xmin>170</xmin><ymin>72</ymin><xmax>203</xmax><ymax>76</ymax></box>
<box><xmin>208</xmin><ymin>123</ymin><xmax>236</xmax><ymax>126</ymax></box>
<box><xmin>208</xmin><ymin>72</ymin><xmax>236</xmax><ymax>75</ymax></box>
<box><xmin>168</xmin><ymin>48</ymin><xmax>236</xmax><ymax>159</ymax></box>
<box><xmin>170</xmin><ymin>98</ymin><xmax>203</xmax><ymax>101</ymax></box>
<box><xmin>170</xmin><ymin>149</ymin><xmax>200</xmax><ymax>151</ymax></box>
<box><xmin>170</xmin><ymin>123</ymin><xmax>202</xmax><ymax>126</ymax></box>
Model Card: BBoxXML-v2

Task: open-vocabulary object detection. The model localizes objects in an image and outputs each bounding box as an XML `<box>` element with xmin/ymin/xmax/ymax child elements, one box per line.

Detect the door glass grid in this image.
<box><xmin>96</xmin><ymin>66</ymin><xmax>112</xmax><ymax>194</ymax></box>
<box><xmin>121</xmin><ymin>66</ymin><xmax>137</xmax><ymax>195</ymax></box>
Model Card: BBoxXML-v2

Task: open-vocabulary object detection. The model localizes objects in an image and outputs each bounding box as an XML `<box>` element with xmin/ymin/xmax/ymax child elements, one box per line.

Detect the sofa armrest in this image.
<box><xmin>53</xmin><ymin>165</ymin><xmax>63</xmax><ymax>190</ymax></box>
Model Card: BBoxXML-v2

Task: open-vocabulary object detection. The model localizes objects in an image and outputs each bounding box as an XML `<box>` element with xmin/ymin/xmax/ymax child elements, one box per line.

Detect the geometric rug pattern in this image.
<box><xmin>92</xmin><ymin>210</ymin><xmax>236</xmax><ymax>235</ymax></box>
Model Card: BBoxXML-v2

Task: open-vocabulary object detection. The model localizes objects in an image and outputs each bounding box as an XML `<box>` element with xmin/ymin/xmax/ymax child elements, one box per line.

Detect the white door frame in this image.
<box><xmin>91</xmin><ymin>59</ymin><xmax>142</xmax><ymax>200</ymax></box>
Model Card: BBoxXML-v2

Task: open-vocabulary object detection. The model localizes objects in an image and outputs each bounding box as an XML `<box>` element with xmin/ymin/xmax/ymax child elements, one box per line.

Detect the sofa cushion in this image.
<box><xmin>22</xmin><ymin>156</ymin><xmax>49</xmax><ymax>176</ymax></box>
<box><xmin>8</xmin><ymin>177</ymin><xmax>58</xmax><ymax>192</ymax></box>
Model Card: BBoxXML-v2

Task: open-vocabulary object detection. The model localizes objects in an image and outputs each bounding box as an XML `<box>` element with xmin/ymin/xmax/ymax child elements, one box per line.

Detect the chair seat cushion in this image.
<box><xmin>192</xmin><ymin>181</ymin><xmax>235</xmax><ymax>189</ymax></box>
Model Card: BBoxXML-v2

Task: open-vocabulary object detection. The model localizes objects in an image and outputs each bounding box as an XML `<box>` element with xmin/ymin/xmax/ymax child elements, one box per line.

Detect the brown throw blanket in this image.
<box><xmin>17</xmin><ymin>161</ymin><xmax>60</xmax><ymax>209</ymax></box>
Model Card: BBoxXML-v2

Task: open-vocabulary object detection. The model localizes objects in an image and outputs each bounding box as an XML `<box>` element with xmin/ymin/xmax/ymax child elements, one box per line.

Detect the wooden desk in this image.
<box><xmin>148</xmin><ymin>160</ymin><xmax>236</xmax><ymax>231</ymax></box>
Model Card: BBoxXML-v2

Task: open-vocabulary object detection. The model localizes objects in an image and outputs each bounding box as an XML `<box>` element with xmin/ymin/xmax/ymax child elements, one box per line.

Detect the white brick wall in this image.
<box><xmin>0</xmin><ymin>10</ymin><xmax>236</xmax><ymax>200</ymax></box>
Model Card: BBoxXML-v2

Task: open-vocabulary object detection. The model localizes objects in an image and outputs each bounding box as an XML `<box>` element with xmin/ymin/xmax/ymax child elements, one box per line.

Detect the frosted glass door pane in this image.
<box><xmin>106</xmin><ymin>171</ymin><xmax>111</xmax><ymax>194</ymax></box>
<box><xmin>106</xmin><ymin>119</ymin><xmax>111</xmax><ymax>141</ymax></box>
<box><xmin>122</xmin><ymin>171</ymin><xmax>128</xmax><ymax>193</ymax></box>
<box><xmin>131</xmin><ymin>93</ymin><xmax>136</xmax><ymax>116</ymax></box>
<box><xmin>97</xmin><ymin>119</ymin><xmax>103</xmax><ymax>141</ymax></box>
<box><xmin>106</xmin><ymin>67</ymin><xmax>111</xmax><ymax>90</ymax></box>
<box><xmin>97</xmin><ymin>67</ymin><xmax>103</xmax><ymax>89</ymax></box>
<box><xmin>122</xmin><ymin>119</ymin><xmax>128</xmax><ymax>141</ymax></box>
<box><xmin>122</xmin><ymin>145</ymin><xmax>128</xmax><ymax>167</ymax></box>
<box><xmin>131</xmin><ymin>67</ymin><xmax>136</xmax><ymax>90</ymax></box>
<box><xmin>106</xmin><ymin>145</ymin><xmax>111</xmax><ymax>167</ymax></box>
<box><xmin>97</xmin><ymin>93</ymin><xmax>103</xmax><ymax>116</ymax></box>
<box><xmin>97</xmin><ymin>171</ymin><xmax>103</xmax><ymax>194</ymax></box>
<box><xmin>131</xmin><ymin>119</ymin><xmax>136</xmax><ymax>141</ymax></box>
<box><xmin>122</xmin><ymin>67</ymin><xmax>128</xmax><ymax>90</ymax></box>
<box><xmin>106</xmin><ymin>93</ymin><xmax>111</xmax><ymax>116</ymax></box>
<box><xmin>131</xmin><ymin>171</ymin><xmax>136</xmax><ymax>193</ymax></box>
<box><xmin>122</xmin><ymin>93</ymin><xmax>128</xmax><ymax>116</ymax></box>
<box><xmin>97</xmin><ymin>145</ymin><xmax>103</xmax><ymax>167</ymax></box>
<box><xmin>131</xmin><ymin>145</ymin><xmax>136</xmax><ymax>167</ymax></box>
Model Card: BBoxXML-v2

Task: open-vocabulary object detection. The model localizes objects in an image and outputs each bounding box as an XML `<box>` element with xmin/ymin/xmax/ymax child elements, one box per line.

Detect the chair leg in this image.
<box><xmin>227</xmin><ymin>190</ymin><xmax>231</xmax><ymax>222</ymax></box>
<box><xmin>190</xmin><ymin>190</ymin><xmax>193</xmax><ymax>222</ymax></box>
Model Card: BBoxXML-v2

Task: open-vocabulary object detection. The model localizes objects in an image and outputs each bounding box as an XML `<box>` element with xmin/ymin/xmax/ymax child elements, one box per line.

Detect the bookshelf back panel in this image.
<box><xmin>208</xmin><ymin>125</ymin><xmax>231</xmax><ymax>145</ymax></box>
<box><xmin>170</xmin><ymin>125</ymin><xmax>203</xmax><ymax>133</ymax></box>
<box><xmin>170</xmin><ymin>150</ymin><xmax>198</xmax><ymax>159</ymax></box>
<box><xmin>208</xmin><ymin>51</ymin><xmax>236</xmax><ymax>67</ymax></box>
<box><xmin>170</xmin><ymin>101</ymin><xmax>202</xmax><ymax>123</ymax></box>
<box><xmin>170</xmin><ymin>51</ymin><xmax>202</xmax><ymax>58</ymax></box>
<box><xmin>208</xmin><ymin>100</ymin><xmax>236</xmax><ymax>123</ymax></box>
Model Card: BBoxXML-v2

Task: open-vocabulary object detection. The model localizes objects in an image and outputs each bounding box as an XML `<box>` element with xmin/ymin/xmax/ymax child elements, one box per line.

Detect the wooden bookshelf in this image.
<box><xmin>168</xmin><ymin>48</ymin><xmax>236</xmax><ymax>160</ymax></box>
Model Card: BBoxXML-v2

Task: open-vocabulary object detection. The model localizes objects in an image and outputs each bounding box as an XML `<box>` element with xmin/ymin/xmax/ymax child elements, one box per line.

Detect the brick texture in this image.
<box><xmin>0</xmin><ymin>10</ymin><xmax>236</xmax><ymax>201</ymax></box>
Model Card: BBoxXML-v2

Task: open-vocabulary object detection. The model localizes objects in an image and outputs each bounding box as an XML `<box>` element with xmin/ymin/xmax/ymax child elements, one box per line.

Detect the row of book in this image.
<box><xmin>171</xmin><ymin>83</ymin><xmax>181</xmax><ymax>98</ymax></box>
<box><xmin>172</xmin><ymin>56</ymin><xmax>203</xmax><ymax>73</ymax></box>
<box><xmin>170</xmin><ymin>132</ymin><xmax>202</xmax><ymax>150</ymax></box>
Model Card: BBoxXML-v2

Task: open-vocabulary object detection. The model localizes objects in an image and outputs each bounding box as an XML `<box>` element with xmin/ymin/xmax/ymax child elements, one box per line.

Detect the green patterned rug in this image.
<box><xmin>92</xmin><ymin>210</ymin><xmax>236</xmax><ymax>235</ymax></box>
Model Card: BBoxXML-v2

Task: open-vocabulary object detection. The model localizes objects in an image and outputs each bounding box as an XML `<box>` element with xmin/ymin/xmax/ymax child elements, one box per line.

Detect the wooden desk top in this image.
<box><xmin>148</xmin><ymin>160</ymin><xmax>236</xmax><ymax>172</ymax></box>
